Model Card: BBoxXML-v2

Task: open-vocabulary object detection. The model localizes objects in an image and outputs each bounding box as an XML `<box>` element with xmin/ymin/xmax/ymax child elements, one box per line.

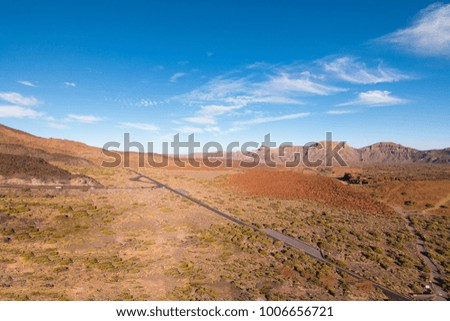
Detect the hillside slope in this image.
<box><xmin>0</xmin><ymin>124</ymin><xmax>103</xmax><ymax>164</ymax></box>
<box><xmin>0</xmin><ymin>153</ymin><xmax>99</xmax><ymax>186</ymax></box>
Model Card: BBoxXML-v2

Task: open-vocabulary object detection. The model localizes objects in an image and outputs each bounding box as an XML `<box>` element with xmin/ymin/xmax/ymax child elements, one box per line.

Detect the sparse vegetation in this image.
<box><xmin>0</xmin><ymin>128</ymin><xmax>448</xmax><ymax>301</ymax></box>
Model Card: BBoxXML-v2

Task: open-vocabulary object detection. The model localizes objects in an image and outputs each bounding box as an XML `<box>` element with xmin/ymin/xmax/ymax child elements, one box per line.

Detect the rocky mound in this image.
<box><xmin>0</xmin><ymin>143</ymin><xmax>93</xmax><ymax>166</ymax></box>
<box><xmin>0</xmin><ymin>153</ymin><xmax>99</xmax><ymax>186</ymax></box>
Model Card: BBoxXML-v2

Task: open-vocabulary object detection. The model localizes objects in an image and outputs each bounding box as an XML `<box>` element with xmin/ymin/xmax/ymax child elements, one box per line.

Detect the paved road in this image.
<box><xmin>128</xmin><ymin>169</ymin><xmax>254</xmax><ymax>228</ymax></box>
<box><xmin>262</xmin><ymin>229</ymin><xmax>411</xmax><ymax>301</ymax></box>
<box><xmin>128</xmin><ymin>169</ymin><xmax>412</xmax><ymax>301</ymax></box>
<box><xmin>263</xmin><ymin>229</ymin><xmax>323</xmax><ymax>258</ymax></box>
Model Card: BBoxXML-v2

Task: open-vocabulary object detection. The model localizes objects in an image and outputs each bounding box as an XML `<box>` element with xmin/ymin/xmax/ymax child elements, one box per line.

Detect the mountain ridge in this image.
<box><xmin>0</xmin><ymin>123</ymin><xmax>448</xmax><ymax>165</ymax></box>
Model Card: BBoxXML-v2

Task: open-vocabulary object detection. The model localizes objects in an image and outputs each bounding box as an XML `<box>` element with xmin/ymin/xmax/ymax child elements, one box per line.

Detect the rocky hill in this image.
<box><xmin>358</xmin><ymin>142</ymin><xmax>450</xmax><ymax>164</ymax></box>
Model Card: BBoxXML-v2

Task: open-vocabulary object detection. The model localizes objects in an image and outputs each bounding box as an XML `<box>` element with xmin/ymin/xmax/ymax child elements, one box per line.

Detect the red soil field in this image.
<box><xmin>228</xmin><ymin>170</ymin><xmax>394</xmax><ymax>214</ymax></box>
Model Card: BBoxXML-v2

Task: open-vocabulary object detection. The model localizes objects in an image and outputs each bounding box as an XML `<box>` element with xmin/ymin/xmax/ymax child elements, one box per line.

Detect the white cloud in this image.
<box><xmin>110</xmin><ymin>97</ymin><xmax>160</xmax><ymax>108</ymax></box>
<box><xmin>259</xmin><ymin>72</ymin><xmax>344</xmax><ymax>96</ymax></box>
<box><xmin>17</xmin><ymin>80</ymin><xmax>37</xmax><ymax>87</ymax></box>
<box><xmin>120</xmin><ymin>122</ymin><xmax>159</xmax><ymax>131</ymax></box>
<box><xmin>200</xmin><ymin>104</ymin><xmax>245</xmax><ymax>116</ymax></box>
<box><xmin>176</xmin><ymin>126</ymin><xmax>205</xmax><ymax>134</ymax></box>
<box><xmin>64</xmin><ymin>82</ymin><xmax>77</xmax><ymax>87</ymax></box>
<box><xmin>137</xmin><ymin>99</ymin><xmax>158</xmax><ymax>107</ymax></box>
<box><xmin>47</xmin><ymin>122</ymin><xmax>69</xmax><ymax>129</ymax></box>
<box><xmin>0</xmin><ymin>105</ymin><xmax>43</xmax><ymax>118</ymax></box>
<box><xmin>380</xmin><ymin>3</ymin><xmax>450</xmax><ymax>57</ymax></box>
<box><xmin>243</xmin><ymin>96</ymin><xmax>304</xmax><ymax>105</ymax></box>
<box><xmin>177</xmin><ymin>71</ymin><xmax>320</xmax><ymax>127</ymax></box>
<box><xmin>175</xmin><ymin>64</ymin><xmax>342</xmax><ymax>131</ymax></box>
<box><xmin>338</xmin><ymin>90</ymin><xmax>408</xmax><ymax>106</ymax></box>
<box><xmin>183</xmin><ymin>78</ymin><xmax>249</xmax><ymax>103</ymax></box>
<box><xmin>0</xmin><ymin>92</ymin><xmax>40</xmax><ymax>106</ymax></box>
<box><xmin>183</xmin><ymin>115</ymin><xmax>217</xmax><ymax>125</ymax></box>
<box><xmin>204</xmin><ymin>126</ymin><xmax>220</xmax><ymax>133</ymax></box>
<box><xmin>326</xmin><ymin>110</ymin><xmax>355</xmax><ymax>115</ymax></box>
<box><xmin>175</xmin><ymin>125</ymin><xmax>221</xmax><ymax>134</ymax></box>
<box><xmin>67</xmin><ymin>114</ymin><xmax>103</xmax><ymax>123</ymax></box>
<box><xmin>322</xmin><ymin>57</ymin><xmax>410</xmax><ymax>84</ymax></box>
<box><xmin>233</xmin><ymin>112</ymin><xmax>310</xmax><ymax>127</ymax></box>
<box><xmin>170</xmin><ymin>72</ymin><xmax>187</xmax><ymax>83</ymax></box>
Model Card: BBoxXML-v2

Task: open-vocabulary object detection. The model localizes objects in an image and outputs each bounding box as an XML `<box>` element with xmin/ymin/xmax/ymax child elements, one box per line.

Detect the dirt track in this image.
<box><xmin>393</xmin><ymin>206</ymin><xmax>447</xmax><ymax>300</ymax></box>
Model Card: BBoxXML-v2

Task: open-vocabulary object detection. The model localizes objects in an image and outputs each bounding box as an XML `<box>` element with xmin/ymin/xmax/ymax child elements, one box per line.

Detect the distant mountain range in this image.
<box><xmin>0</xmin><ymin>123</ymin><xmax>449</xmax><ymax>166</ymax></box>
<box><xmin>229</xmin><ymin>141</ymin><xmax>450</xmax><ymax>165</ymax></box>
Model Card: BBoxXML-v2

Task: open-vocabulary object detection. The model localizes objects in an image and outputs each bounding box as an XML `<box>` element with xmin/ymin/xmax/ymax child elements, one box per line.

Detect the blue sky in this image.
<box><xmin>0</xmin><ymin>0</ymin><xmax>449</xmax><ymax>151</ymax></box>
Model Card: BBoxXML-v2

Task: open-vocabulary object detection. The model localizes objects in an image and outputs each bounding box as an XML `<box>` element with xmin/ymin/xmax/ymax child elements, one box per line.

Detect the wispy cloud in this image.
<box><xmin>0</xmin><ymin>92</ymin><xmax>40</xmax><ymax>106</ymax></box>
<box><xmin>137</xmin><ymin>99</ymin><xmax>158</xmax><ymax>107</ymax></box>
<box><xmin>326</xmin><ymin>110</ymin><xmax>355</xmax><ymax>115</ymax></box>
<box><xmin>233</xmin><ymin>112</ymin><xmax>310</xmax><ymax>127</ymax></box>
<box><xmin>64</xmin><ymin>82</ymin><xmax>77</xmax><ymax>87</ymax></box>
<box><xmin>204</xmin><ymin>126</ymin><xmax>221</xmax><ymax>133</ymax></box>
<box><xmin>109</xmin><ymin>97</ymin><xmax>160</xmax><ymax>108</ymax></box>
<box><xmin>17</xmin><ymin>80</ymin><xmax>37</xmax><ymax>87</ymax></box>
<box><xmin>175</xmin><ymin>125</ymin><xmax>221</xmax><ymax>134</ymax></box>
<box><xmin>259</xmin><ymin>72</ymin><xmax>344</xmax><ymax>96</ymax></box>
<box><xmin>176</xmin><ymin>126</ymin><xmax>206</xmax><ymax>134</ymax></box>
<box><xmin>338</xmin><ymin>90</ymin><xmax>408</xmax><ymax>106</ymax></box>
<box><xmin>321</xmin><ymin>56</ymin><xmax>410</xmax><ymax>84</ymax></box>
<box><xmin>198</xmin><ymin>103</ymin><xmax>246</xmax><ymax>118</ymax></box>
<box><xmin>0</xmin><ymin>105</ymin><xmax>43</xmax><ymax>118</ymax></box>
<box><xmin>172</xmin><ymin>56</ymin><xmax>412</xmax><ymax>134</ymax></box>
<box><xmin>181</xmin><ymin>77</ymin><xmax>249</xmax><ymax>104</ymax></box>
<box><xmin>170</xmin><ymin>72</ymin><xmax>187</xmax><ymax>83</ymax></box>
<box><xmin>379</xmin><ymin>3</ymin><xmax>450</xmax><ymax>57</ymax></box>
<box><xmin>173</xmin><ymin>64</ymin><xmax>342</xmax><ymax>134</ymax></box>
<box><xmin>47</xmin><ymin>122</ymin><xmax>69</xmax><ymax>129</ymax></box>
<box><xmin>183</xmin><ymin>115</ymin><xmax>217</xmax><ymax>125</ymax></box>
<box><xmin>67</xmin><ymin>114</ymin><xmax>103</xmax><ymax>123</ymax></box>
<box><xmin>182</xmin><ymin>70</ymin><xmax>340</xmax><ymax>108</ymax></box>
<box><xmin>177</xmin><ymin>71</ymin><xmax>327</xmax><ymax>125</ymax></box>
<box><xmin>120</xmin><ymin>122</ymin><xmax>159</xmax><ymax>131</ymax></box>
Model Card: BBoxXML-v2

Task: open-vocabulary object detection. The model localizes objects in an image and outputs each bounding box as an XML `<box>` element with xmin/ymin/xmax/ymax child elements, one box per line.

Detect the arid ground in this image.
<box><xmin>0</xmin><ymin>124</ymin><xmax>449</xmax><ymax>301</ymax></box>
